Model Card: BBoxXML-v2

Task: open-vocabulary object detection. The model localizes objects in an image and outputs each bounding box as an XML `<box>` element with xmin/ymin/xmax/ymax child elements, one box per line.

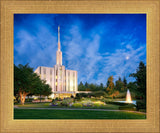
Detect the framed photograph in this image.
<box><xmin>0</xmin><ymin>0</ymin><xmax>159</xmax><ymax>132</ymax></box>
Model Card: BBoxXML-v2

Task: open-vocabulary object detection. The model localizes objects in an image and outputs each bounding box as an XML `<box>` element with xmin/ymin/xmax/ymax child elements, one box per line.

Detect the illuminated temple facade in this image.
<box><xmin>34</xmin><ymin>27</ymin><xmax>78</xmax><ymax>98</ymax></box>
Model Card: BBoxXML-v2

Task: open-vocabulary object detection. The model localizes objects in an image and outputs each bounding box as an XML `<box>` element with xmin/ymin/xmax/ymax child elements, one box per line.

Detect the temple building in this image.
<box><xmin>34</xmin><ymin>27</ymin><xmax>78</xmax><ymax>98</ymax></box>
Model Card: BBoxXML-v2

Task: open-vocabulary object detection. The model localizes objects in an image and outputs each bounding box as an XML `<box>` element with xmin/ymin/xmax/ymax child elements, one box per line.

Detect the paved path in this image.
<box><xmin>14</xmin><ymin>106</ymin><xmax>146</xmax><ymax>114</ymax></box>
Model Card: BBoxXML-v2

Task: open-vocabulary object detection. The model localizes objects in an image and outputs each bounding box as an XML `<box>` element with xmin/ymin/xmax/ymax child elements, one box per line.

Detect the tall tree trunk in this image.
<box><xmin>23</xmin><ymin>94</ymin><xmax>26</xmax><ymax>104</ymax></box>
<box><xmin>19</xmin><ymin>91</ymin><xmax>30</xmax><ymax>105</ymax></box>
<box><xmin>19</xmin><ymin>91</ymin><xmax>24</xmax><ymax>105</ymax></box>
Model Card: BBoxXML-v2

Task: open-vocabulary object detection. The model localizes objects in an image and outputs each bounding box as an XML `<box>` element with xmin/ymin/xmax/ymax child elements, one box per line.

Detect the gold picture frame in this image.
<box><xmin>0</xmin><ymin>0</ymin><xmax>159</xmax><ymax>132</ymax></box>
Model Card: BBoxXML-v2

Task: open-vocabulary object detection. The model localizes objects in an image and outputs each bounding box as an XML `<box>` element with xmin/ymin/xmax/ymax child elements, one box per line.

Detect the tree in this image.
<box><xmin>43</xmin><ymin>84</ymin><xmax>52</xmax><ymax>97</ymax></box>
<box><xmin>123</xmin><ymin>76</ymin><xmax>127</xmax><ymax>90</ymax></box>
<box><xmin>89</xmin><ymin>83</ymin><xmax>97</xmax><ymax>91</ymax></box>
<box><xmin>96</xmin><ymin>83</ymin><xmax>104</xmax><ymax>91</ymax></box>
<box><xmin>27</xmin><ymin>93</ymin><xmax>34</xmax><ymax>99</ymax></box>
<box><xmin>106</xmin><ymin>76</ymin><xmax>114</xmax><ymax>94</ymax></box>
<box><xmin>110</xmin><ymin>90</ymin><xmax>119</xmax><ymax>99</ymax></box>
<box><xmin>14</xmin><ymin>65</ymin><xmax>20</xmax><ymax>102</ymax></box>
<box><xmin>14</xmin><ymin>64</ymin><xmax>34</xmax><ymax>104</ymax></box>
<box><xmin>14</xmin><ymin>87</ymin><xmax>20</xmax><ymax>102</ymax></box>
<box><xmin>129</xmin><ymin>61</ymin><xmax>146</xmax><ymax>100</ymax></box>
<box><xmin>84</xmin><ymin>82</ymin><xmax>90</xmax><ymax>91</ymax></box>
<box><xmin>78</xmin><ymin>81</ymin><xmax>86</xmax><ymax>91</ymax></box>
<box><xmin>93</xmin><ymin>91</ymin><xmax>107</xmax><ymax>98</ymax></box>
<box><xmin>127</xmin><ymin>82</ymin><xmax>137</xmax><ymax>93</ymax></box>
<box><xmin>118</xmin><ymin>77</ymin><xmax>122</xmax><ymax>82</ymax></box>
<box><xmin>100</xmin><ymin>83</ymin><xmax>103</xmax><ymax>89</ymax></box>
<box><xmin>79</xmin><ymin>81</ymin><xmax>83</xmax><ymax>86</ymax></box>
<box><xmin>14</xmin><ymin>64</ymin><xmax>52</xmax><ymax>104</ymax></box>
<box><xmin>106</xmin><ymin>80</ymin><xmax>110</xmax><ymax>88</ymax></box>
<box><xmin>35</xmin><ymin>80</ymin><xmax>52</xmax><ymax>102</ymax></box>
<box><xmin>84</xmin><ymin>82</ymin><xmax>89</xmax><ymax>88</ymax></box>
<box><xmin>115</xmin><ymin>77</ymin><xmax>124</xmax><ymax>91</ymax></box>
<box><xmin>14</xmin><ymin>65</ymin><xmax>21</xmax><ymax>102</ymax></box>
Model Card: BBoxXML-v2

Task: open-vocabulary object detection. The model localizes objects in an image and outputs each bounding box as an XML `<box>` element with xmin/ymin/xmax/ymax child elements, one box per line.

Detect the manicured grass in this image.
<box><xmin>14</xmin><ymin>109</ymin><xmax>146</xmax><ymax>119</ymax></box>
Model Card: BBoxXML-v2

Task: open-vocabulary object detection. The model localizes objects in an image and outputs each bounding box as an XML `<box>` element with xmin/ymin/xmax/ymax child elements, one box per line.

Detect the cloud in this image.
<box><xmin>14</xmin><ymin>14</ymin><xmax>146</xmax><ymax>85</ymax></box>
<box><xmin>14</xmin><ymin>25</ymin><xmax>57</xmax><ymax>69</ymax></box>
<box><xmin>63</xmin><ymin>23</ymin><xmax>103</xmax><ymax>84</ymax></box>
<box><xmin>97</xmin><ymin>44</ymin><xmax>146</xmax><ymax>84</ymax></box>
<box><xmin>62</xmin><ymin>22</ymin><xmax>146</xmax><ymax>85</ymax></box>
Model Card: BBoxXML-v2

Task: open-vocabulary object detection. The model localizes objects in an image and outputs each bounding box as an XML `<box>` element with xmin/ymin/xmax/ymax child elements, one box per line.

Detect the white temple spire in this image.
<box><xmin>58</xmin><ymin>26</ymin><xmax>60</xmax><ymax>51</ymax></box>
<box><xmin>56</xmin><ymin>26</ymin><xmax>62</xmax><ymax>65</ymax></box>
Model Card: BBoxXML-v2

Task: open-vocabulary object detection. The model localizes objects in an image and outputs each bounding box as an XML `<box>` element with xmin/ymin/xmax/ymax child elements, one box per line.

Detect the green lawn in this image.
<box><xmin>14</xmin><ymin>109</ymin><xmax>146</xmax><ymax>119</ymax></box>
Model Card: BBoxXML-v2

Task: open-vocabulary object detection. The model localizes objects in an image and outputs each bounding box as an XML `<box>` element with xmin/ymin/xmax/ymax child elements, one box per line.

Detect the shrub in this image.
<box><xmin>88</xmin><ymin>93</ymin><xmax>95</xmax><ymax>97</ymax></box>
<box><xmin>139</xmin><ymin>109</ymin><xmax>146</xmax><ymax>112</ymax></box>
<box><xmin>60</xmin><ymin>98</ymin><xmax>73</xmax><ymax>107</ymax></box>
<box><xmin>103</xmin><ymin>99</ymin><xmax>135</xmax><ymax>106</ymax></box>
<box><xmin>52</xmin><ymin>99</ymin><xmax>55</xmax><ymax>102</ymax></box>
<box><xmin>52</xmin><ymin>101</ymin><xmax>62</xmax><ymax>106</ymax></box>
<box><xmin>119</xmin><ymin>106</ymin><xmax>136</xmax><ymax>111</ymax></box>
<box><xmin>81</xmin><ymin>100</ymin><xmax>94</xmax><ymax>107</ymax></box>
<box><xmin>59</xmin><ymin>98</ymin><xmax>62</xmax><ymax>101</ymax></box>
<box><xmin>104</xmin><ymin>97</ymin><xmax>113</xmax><ymax>99</ymax></box>
<box><xmin>70</xmin><ymin>95</ymin><xmax>74</xmax><ymax>98</ymax></box>
<box><xmin>93</xmin><ymin>101</ymin><xmax>106</xmax><ymax>107</ymax></box>
<box><xmin>72</xmin><ymin>102</ymin><xmax>83</xmax><ymax>108</ymax></box>
<box><xmin>93</xmin><ymin>91</ymin><xmax>107</xmax><ymax>98</ymax></box>
<box><xmin>93</xmin><ymin>103</ymin><xmax>101</xmax><ymax>107</ymax></box>
<box><xmin>115</xmin><ymin>92</ymin><xmax>126</xmax><ymax>99</ymax></box>
<box><xmin>113</xmin><ymin>102</ymin><xmax>132</xmax><ymax>106</ymax></box>
<box><xmin>119</xmin><ymin>104</ymin><xmax>136</xmax><ymax>111</ymax></box>
<box><xmin>55</xmin><ymin>97</ymin><xmax>59</xmax><ymax>101</ymax></box>
<box><xmin>82</xmin><ymin>93</ymin><xmax>88</xmax><ymax>97</ymax></box>
<box><xmin>109</xmin><ymin>91</ymin><xmax>120</xmax><ymax>98</ymax></box>
<box><xmin>52</xmin><ymin>98</ymin><xmax>64</xmax><ymax>106</ymax></box>
<box><xmin>101</xmin><ymin>99</ymin><xmax>113</xmax><ymax>103</ymax></box>
<box><xmin>76</xmin><ymin>93</ymin><xmax>88</xmax><ymax>98</ymax></box>
<box><xmin>136</xmin><ymin>101</ymin><xmax>146</xmax><ymax>110</ymax></box>
<box><xmin>38</xmin><ymin>97</ymin><xmax>45</xmax><ymax>100</ymax></box>
<box><xmin>26</xmin><ymin>98</ymin><xmax>34</xmax><ymax>102</ymax></box>
<box><xmin>75</xmin><ymin>93</ymin><xmax>82</xmax><ymax>100</ymax></box>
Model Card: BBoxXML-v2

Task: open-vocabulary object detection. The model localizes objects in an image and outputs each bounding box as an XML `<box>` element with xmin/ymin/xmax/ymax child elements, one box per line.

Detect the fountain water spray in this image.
<box><xmin>126</xmin><ymin>89</ymin><xmax>132</xmax><ymax>103</ymax></box>
<box><xmin>116</xmin><ymin>89</ymin><xmax>136</xmax><ymax>105</ymax></box>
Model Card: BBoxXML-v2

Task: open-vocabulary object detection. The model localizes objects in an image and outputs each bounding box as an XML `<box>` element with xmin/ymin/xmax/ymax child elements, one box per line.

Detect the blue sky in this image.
<box><xmin>14</xmin><ymin>14</ymin><xmax>146</xmax><ymax>85</ymax></box>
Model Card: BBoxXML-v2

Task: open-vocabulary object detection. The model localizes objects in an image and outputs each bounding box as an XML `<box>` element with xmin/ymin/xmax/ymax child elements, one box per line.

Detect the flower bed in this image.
<box><xmin>52</xmin><ymin>98</ymin><xmax>106</xmax><ymax>108</ymax></box>
<box><xmin>52</xmin><ymin>98</ymin><xmax>73</xmax><ymax>107</ymax></box>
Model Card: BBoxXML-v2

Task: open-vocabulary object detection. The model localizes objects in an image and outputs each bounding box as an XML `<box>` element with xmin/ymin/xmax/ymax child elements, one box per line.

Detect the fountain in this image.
<box><xmin>126</xmin><ymin>89</ymin><xmax>132</xmax><ymax>103</ymax></box>
<box><xmin>115</xmin><ymin>89</ymin><xmax>136</xmax><ymax>105</ymax></box>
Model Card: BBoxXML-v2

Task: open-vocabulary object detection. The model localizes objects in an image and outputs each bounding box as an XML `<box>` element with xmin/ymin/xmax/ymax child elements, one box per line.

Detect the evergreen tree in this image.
<box><xmin>106</xmin><ymin>80</ymin><xmax>110</xmax><ymax>88</ymax></box>
<box><xmin>118</xmin><ymin>77</ymin><xmax>122</xmax><ymax>82</ymax></box>
<box><xmin>123</xmin><ymin>76</ymin><xmax>127</xmax><ymax>90</ymax></box>
<box><xmin>115</xmin><ymin>77</ymin><xmax>124</xmax><ymax>91</ymax></box>
<box><xmin>100</xmin><ymin>83</ymin><xmax>103</xmax><ymax>88</ymax></box>
<box><xmin>78</xmin><ymin>81</ymin><xmax>85</xmax><ymax>91</ymax></box>
<box><xmin>129</xmin><ymin>61</ymin><xmax>146</xmax><ymax>100</ymax></box>
<box><xmin>84</xmin><ymin>82</ymin><xmax>89</xmax><ymax>88</ymax></box>
<box><xmin>100</xmin><ymin>83</ymin><xmax>104</xmax><ymax>90</ymax></box>
<box><xmin>127</xmin><ymin>82</ymin><xmax>137</xmax><ymax>93</ymax></box>
<box><xmin>89</xmin><ymin>83</ymin><xmax>97</xmax><ymax>91</ymax></box>
<box><xmin>79</xmin><ymin>81</ymin><xmax>83</xmax><ymax>86</ymax></box>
